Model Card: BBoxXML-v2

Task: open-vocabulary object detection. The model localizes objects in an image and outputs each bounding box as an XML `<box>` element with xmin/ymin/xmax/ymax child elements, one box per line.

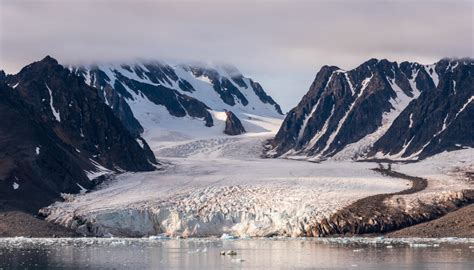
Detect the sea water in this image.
<box><xmin>0</xmin><ymin>237</ymin><xmax>473</xmax><ymax>269</ymax></box>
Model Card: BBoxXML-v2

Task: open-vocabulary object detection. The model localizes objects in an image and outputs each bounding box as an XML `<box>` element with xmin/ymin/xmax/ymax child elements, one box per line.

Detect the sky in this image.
<box><xmin>0</xmin><ymin>0</ymin><xmax>472</xmax><ymax>112</ymax></box>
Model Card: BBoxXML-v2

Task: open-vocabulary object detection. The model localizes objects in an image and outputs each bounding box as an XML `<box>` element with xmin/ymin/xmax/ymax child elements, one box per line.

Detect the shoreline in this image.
<box><xmin>2</xmin><ymin>198</ymin><xmax>472</xmax><ymax>239</ymax></box>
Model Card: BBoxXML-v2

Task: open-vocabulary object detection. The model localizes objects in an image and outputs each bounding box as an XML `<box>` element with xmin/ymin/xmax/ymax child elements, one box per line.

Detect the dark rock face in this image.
<box><xmin>0</xmin><ymin>56</ymin><xmax>156</xmax><ymax>213</ymax></box>
<box><xmin>0</xmin><ymin>83</ymin><xmax>91</xmax><ymax>212</ymax></box>
<box><xmin>186</xmin><ymin>66</ymin><xmax>249</xmax><ymax>107</ymax></box>
<box><xmin>248</xmin><ymin>79</ymin><xmax>283</xmax><ymax>114</ymax></box>
<box><xmin>270</xmin><ymin>58</ymin><xmax>473</xmax><ymax>160</ymax></box>
<box><xmin>224</xmin><ymin>111</ymin><xmax>246</xmax><ymax>135</ymax></box>
<box><xmin>113</xmin><ymin>72</ymin><xmax>214</xmax><ymax>127</ymax></box>
<box><xmin>369</xmin><ymin>58</ymin><xmax>474</xmax><ymax>158</ymax></box>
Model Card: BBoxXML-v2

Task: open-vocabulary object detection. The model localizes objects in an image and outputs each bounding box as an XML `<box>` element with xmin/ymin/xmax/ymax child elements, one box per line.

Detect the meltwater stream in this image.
<box><xmin>0</xmin><ymin>237</ymin><xmax>473</xmax><ymax>269</ymax></box>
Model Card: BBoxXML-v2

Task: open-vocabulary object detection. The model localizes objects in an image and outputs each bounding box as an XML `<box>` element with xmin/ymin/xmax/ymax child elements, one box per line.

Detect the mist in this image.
<box><xmin>1</xmin><ymin>0</ymin><xmax>472</xmax><ymax>111</ymax></box>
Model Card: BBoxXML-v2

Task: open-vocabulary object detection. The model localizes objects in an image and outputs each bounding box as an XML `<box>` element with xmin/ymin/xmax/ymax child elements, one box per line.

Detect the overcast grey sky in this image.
<box><xmin>1</xmin><ymin>0</ymin><xmax>472</xmax><ymax>111</ymax></box>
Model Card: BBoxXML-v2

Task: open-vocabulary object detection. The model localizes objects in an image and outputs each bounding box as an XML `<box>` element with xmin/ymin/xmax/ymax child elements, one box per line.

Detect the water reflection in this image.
<box><xmin>0</xmin><ymin>238</ymin><xmax>473</xmax><ymax>269</ymax></box>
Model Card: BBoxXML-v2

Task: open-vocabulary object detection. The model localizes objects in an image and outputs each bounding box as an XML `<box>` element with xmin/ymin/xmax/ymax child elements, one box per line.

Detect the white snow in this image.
<box><xmin>424</xmin><ymin>64</ymin><xmax>439</xmax><ymax>87</ymax></box>
<box><xmin>297</xmin><ymin>98</ymin><xmax>321</xmax><ymax>142</ymax></box>
<box><xmin>296</xmin><ymin>71</ymin><xmax>337</xmax><ymax>145</ymax></box>
<box><xmin>41</xmin><ymin>61</ymin><xmax>472</xmax><ymax>238</ymax></box>
<box><xmin>434</xmin><ymin>114</ymin><xmax>450</xmax><ymax>137</ymax></box>
<box><xmin>345</xmin><ymin>72</ymin><xmax>355</xmax><ymax>95</ymax></box>
<box><xmin>454</xmin><ymin>96</ymin><xmax>473</xmax><ymax>119</ymax></box>
<box><xmin>195</xmin><ymin>75</ymin><xmax>212</xmax><ymax>85</ymax></box>
<box><xmin>85</xmin><ymin>159</ymin><xmax>113</xmax><ymax>181</ymax></box>
<box><xmin>335</xmin><ymin>74</ymin><xmax>421</xmax><ymax>161</ymax></box>
<box><xmin>76</xmin><ymin>183</ymin><xmax>88</xmax><ymax>194</ymax></box>
<box><xmin>45</xmin><ymin>83</ymin><xmax>61</xmax><ymax>122</ymax></box>
<box><xmin>304</xmin><ymin>105</ymin><xmax>335</xmax><ymax>152</ymax></box>
<box><xmin>43</xmin><ymin>115</ymin><xmax>413</xmax><ymax>238</ymax></box>
<box><xmin>12</xmin><ymin>182</ymin><xmax>19</xmax><ymax>190</ymax></box>
<box><xmin>136</xmin><ymin>138</ymin><xmax>145</xmax><ymax>149</ymax></box>
<box><xmin>321</xmin><ymin>74</ymin><xmax>373</xmax><ymax>156</ymax></box>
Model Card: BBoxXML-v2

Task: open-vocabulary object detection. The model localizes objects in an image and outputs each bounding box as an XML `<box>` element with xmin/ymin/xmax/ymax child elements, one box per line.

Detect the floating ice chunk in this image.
<box><xmin>13</xmin><ymin>182</ymin><xmax>19</xmax><ymax>190</ymax></box>
<box><xmin>35</xmin><ymin>146</ymin><xmax>41</xmax><ymax>155</ymax></box>
<box><xmin>409</xmin><ymin>243</ymin><xmax>431</xmax><ymax>248</ymax></box>
<box><xmin>226</xmin><ymin>250</ymin><xmax>237</xmax><ymax>255</ymax></box>
<box><xmin>220</xmin><ymin>233</ymin><xmax>238</xmax><ymax>240</ymax></box>
<box><xmin>149</xmin><ymin>234</ymin><xmax>171</xmax><ymax>240</ymax></box>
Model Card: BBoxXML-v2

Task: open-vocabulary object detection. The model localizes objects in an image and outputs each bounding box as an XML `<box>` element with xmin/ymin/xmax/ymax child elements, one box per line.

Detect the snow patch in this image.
<box><xmin>345</xmin><ymin>72</ymin><xmax>355</xmax><ymax>95</ymax></box>
<box><xmin>136</xmin><ymin>138</ymin><xmax>145</xmax><ymax>149</ymax></box>
<box><xmin>333</xmin><ymin>74</ymin><xmax>421</xmax><ymax>161</ymax></box>
<box><xmin>297</xmin><ymin>98</ymin><xmax>321</xmax><ymax>142</ymax></box>
<box><xmin>322</xmin><ymin>74</ymin><xmax>373</xmax><ymax>155</ymax></box>
<box><xmin>45</xmin><ymin>83</ymin><xmax>61</xmax><ymax>122</ymax></box>
<box><xmin>76</xmin><ymin>183</ymin><xmax>88</xmax><ymax>194</ymax></box>
<box><xmin>424</xmin><ymin>64</ymin><xmax>439</xmax><ymax>87</ymax></box>
<box><xmin>454</xmin><ymin>96</ymin><xmax>473</xmax><ymax>119</ymax></box>
<box><xmin>85</xmin><ymin>159</ymin><xmax>113</xmax><ymax>181</ymax></box>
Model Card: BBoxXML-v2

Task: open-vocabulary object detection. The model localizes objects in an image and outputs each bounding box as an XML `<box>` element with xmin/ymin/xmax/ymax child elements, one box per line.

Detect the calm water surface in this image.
<box><xmin>0</xmin><ymin>237</ymin><xmax>473</xmax><ymax>269</ymax></box>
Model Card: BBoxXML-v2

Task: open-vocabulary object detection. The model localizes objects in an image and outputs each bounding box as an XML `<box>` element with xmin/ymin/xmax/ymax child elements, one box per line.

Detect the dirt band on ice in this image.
<box><xmin>307</xmin><ymin>164</ymin><xmax>474</xmax><ymax>237</ymax></box>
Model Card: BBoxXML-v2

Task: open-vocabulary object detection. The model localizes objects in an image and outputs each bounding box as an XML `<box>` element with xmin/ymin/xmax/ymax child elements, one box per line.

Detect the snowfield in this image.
<box><xmin>43</xmin><ymin>112</ymin><xmax>473</xmax><ymax>237</ymax></box>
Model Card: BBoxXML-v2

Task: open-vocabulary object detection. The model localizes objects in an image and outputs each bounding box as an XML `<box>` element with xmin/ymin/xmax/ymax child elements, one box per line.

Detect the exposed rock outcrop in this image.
<box><xmin>224</xmin><ymin>111</ymin><xmax>246</xmax><ymax>135</ymax></box>
<box><xmin>0</xmin><ymin>56</ymin><xmax>157</xmax><ymax>213</ymax></box>
<box><xmin>70</xmin><ymin>61</ymin><xmax>282</xmax><ymax>136</ymax></box>
<box><xmin>269</xmin><ymin>58</ymin><xmax>473</xmax><ymax>161</ymax></box>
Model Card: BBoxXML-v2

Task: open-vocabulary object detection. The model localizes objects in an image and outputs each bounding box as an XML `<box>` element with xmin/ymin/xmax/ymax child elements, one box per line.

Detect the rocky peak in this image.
<box><xmin>6</xmin><ymin>56</ymin><xmax>157</xmax><ymax>171</ymax></box>
<box><xmin>0</xmin><ymin>56</ymin><xmax>161</xmax><ymax>213</ymax></box>
<box><xmin>269</xmin><ymin>57</ymin><xmax>473</xmax><ymax>161</ymax></box>
<box><xmin>224</xmin><ymin>111</ymin><xmax>246</xmax><ymax>136</ymax></box>
<box><xmin>69</xmin><ymin>60</ymin><xmax>282</xmax><ymax>139</ymax></box>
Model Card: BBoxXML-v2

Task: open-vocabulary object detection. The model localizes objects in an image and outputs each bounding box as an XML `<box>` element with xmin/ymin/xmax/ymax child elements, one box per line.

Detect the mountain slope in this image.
<box><xmin>269</xmin><ymin>58</ymin><xmax>473</xmax><ymax>161</ymax></box>
<box><xmin>69</xmin><ymin>61</ymin><xmax>283</xmax><ymax>142</ymax></box>
<box><xmin>0</xmin><ymin>56</ymin><xmax>156</xmax><ymax>212</ymax></box>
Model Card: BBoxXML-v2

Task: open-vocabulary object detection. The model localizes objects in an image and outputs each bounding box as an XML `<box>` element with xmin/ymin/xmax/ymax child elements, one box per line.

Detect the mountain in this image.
<box><xmin>269</xmin><ymin>58</ymin><xmax>473</xmax><ymax>161</ymax></box>
<box><xmin>68</xmin><ymin>61</ymin><xmax>283</xmax><ymax>141</ymax></box>
<box><xmin>0</xmin><ymin>56</ymin><xmax>156</xmax><ymax>212</ymax></box>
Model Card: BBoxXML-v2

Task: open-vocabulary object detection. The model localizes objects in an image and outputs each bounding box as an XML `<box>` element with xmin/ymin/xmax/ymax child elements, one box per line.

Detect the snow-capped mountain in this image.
<box><xmin>269</xmin><ymin>58</ymin><xmax>473</xmax><ymax>161</ymax></box>
<box><xmin>0</xmin><ymin>56</ymin><xmax>284</xmax><ymax>213</ymax></box>
<box><xmin>69</xmin><ymin>61</ymin><xmax>283</xmax><ymax>142</ymax></box>
<box><xmin>0</xmin><ymin>56</ymin><xmax>156</xmax><ymax>212</ymax></box>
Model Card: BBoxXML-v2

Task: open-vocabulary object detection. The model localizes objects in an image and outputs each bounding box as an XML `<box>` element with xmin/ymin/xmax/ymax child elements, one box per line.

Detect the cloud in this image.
<box><xmin>1</xmin><ymin>0</ymin><xmax>472</xmax><ymax>111</ymax></box>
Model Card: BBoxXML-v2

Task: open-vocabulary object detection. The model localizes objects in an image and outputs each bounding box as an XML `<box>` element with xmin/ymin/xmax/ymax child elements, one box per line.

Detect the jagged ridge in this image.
<box><xmin>0</xmin><ymin>56</ymin><xmax>157</xmax><ymax>212</ymax></box>
<box><xmin>70</xmin><ymin>61</ymin><xmax>283</xmax><ymax>137</ymax></box>
<box><xmin>270</xmin><ymin>58</ymin><xmax>473</xmax><ymax>161</ymax></box>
